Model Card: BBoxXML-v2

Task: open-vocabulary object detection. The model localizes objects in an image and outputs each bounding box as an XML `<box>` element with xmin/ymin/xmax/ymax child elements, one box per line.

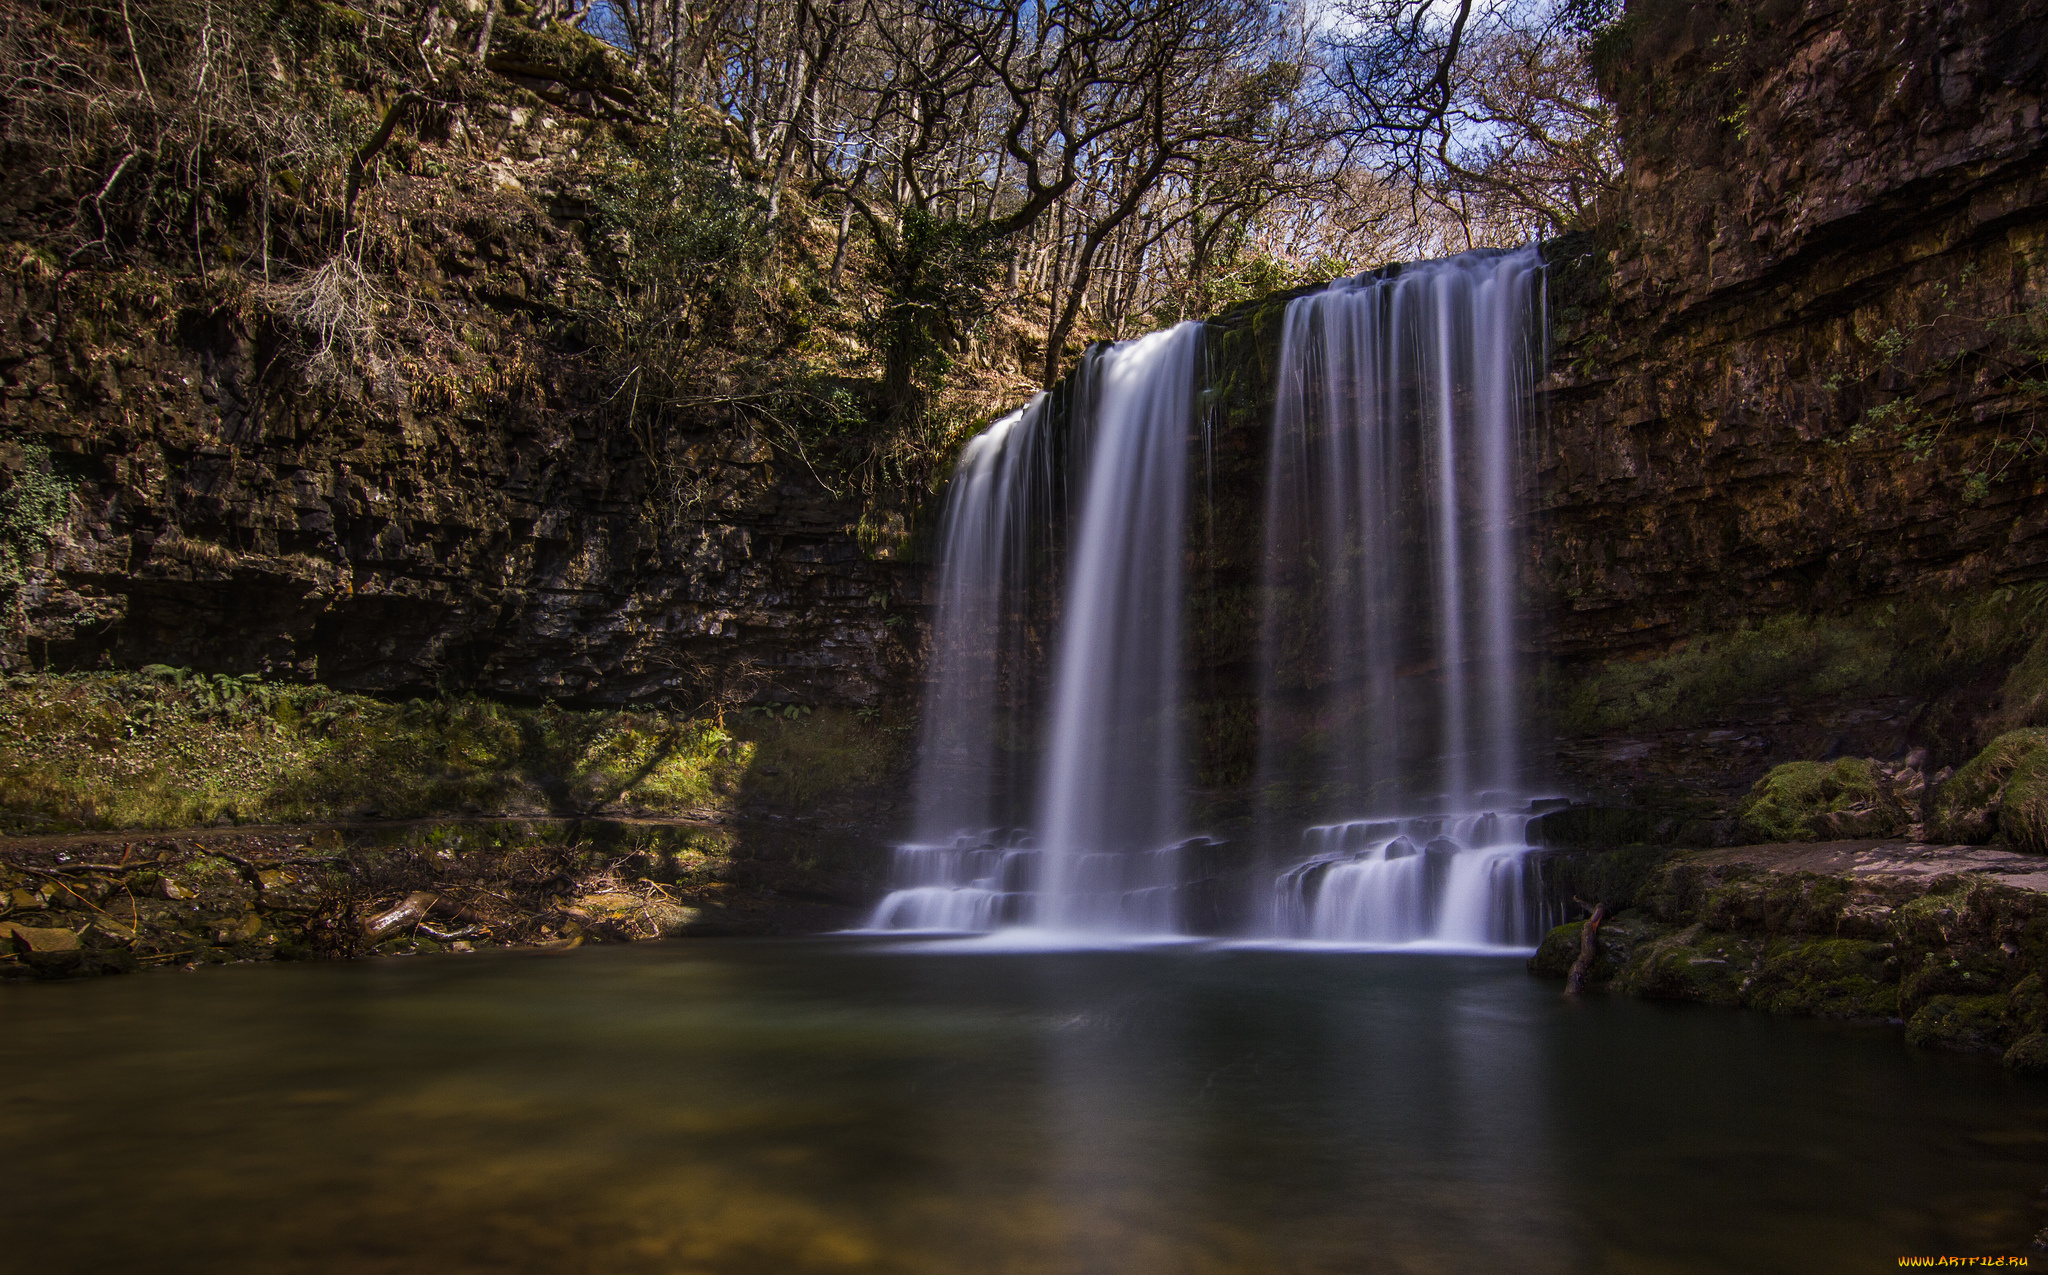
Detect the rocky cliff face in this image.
<box><xmin>0</xmin><ymin>10</ymin><xmax>917</xmax><ymax>711</ymax></box>
<box><xmin>7</xmin><ymin>0</ymin><xmax>2044</xmax><ymax>832</ymax></box>
<box><xmin>1533</xmin><ymin>0</ymin><xmax>2048</xmax><ymax>808</ymax></box>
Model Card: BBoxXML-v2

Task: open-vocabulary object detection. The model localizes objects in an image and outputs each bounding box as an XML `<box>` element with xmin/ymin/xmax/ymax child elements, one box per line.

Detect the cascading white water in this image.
<box><xmin>1032</xmin><ymin>323</ymin><xmax>1201</xmax><ymax>932</ymax></box>
<box><xmin>866</xmin><ymin>248</ymin><xmax>1548</xmax><ymax>946</ymax></box>
<box><xmin>865</xmin><ymin>396</ymin><xmax>1056</xmax><ymax>931</ymax></box>
<box><xmin>1258</xmin><ymin>248</ymin><xmax>1547</xmax><ymax>946</ymax></box>
<box><xmin>1271</xmin><ymin>813</ymin><xmax>1553</xmax><ymax>947</ymax></box>
<box><xmin>866</xmin><ymin>325</ymin><xmax>1204</xmax><ymax>934</ymax></box>
<box><xmin>863</xmin><ymin>400</ymin><xmax>1048</xmax><ymax>930</ymax></box>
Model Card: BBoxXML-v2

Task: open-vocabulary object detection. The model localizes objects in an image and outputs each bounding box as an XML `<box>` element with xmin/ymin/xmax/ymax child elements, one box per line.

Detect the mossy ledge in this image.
<box><xmin>0</xmin><ymin>668</ymin><xmax>907</xmax><ymax>977</ymax></box>
<box><xmin>1532</xmin><ymin>840</ymin><xmax>2048</xmax><ymax>1071</ymax></box>
<box><xmin>0</xmin><ymin>669</ymin><xmax>908</xmax><ymax>834</ymax></box>
<box><xmin>0</xmin><ymin>818</ymin><xmax>889</xmax><ymax>981</ymax></box>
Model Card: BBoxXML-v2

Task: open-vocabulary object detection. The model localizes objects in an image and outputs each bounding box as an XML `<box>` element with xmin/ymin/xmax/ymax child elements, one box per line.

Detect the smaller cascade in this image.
<box><xmin>865</xmin><ymin>831</ymin><xmax>1038</xmax><ymax>932</ymax></box>
<box><xmin>865</xmin><ymin>393</ymin><xmax>1059</xmax><ymax>933</ymax></box>
<box><xmin>1269</xmin><ymin>809</ymin><xmax>1554</xmax><ymax>947</ymax></box>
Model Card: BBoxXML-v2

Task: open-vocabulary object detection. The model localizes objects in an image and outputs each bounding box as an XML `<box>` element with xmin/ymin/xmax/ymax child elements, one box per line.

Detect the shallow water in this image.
<box><xmin>5</xmin><ymin>939</ymin><xmax>2046</xmax><ymax>1273</ymax></box>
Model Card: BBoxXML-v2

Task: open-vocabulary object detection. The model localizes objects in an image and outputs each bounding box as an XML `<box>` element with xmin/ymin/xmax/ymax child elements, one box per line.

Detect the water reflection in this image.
<box><xmin>2</xmin><ymin>942</ymin><xmax>2045</xmax><ymax>1273</ymax></box>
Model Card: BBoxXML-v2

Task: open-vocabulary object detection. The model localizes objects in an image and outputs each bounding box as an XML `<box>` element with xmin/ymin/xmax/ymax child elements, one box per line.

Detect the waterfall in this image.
<box><xmin>1269</xmin><ymin>814</ymin><xmax>1554</xmax><ymax>948</ymax></box>
<box><xmin>1257</xmin><ymin>248</ymin><xmax>1547</xmax><ymax>946</ymax></box>
<box><xmin>868</xmin><ymin>396</ymin><xmax>1058</xmax><ymax>932</ymax></box>
<box><xmin>865</xmin><ymin>248</ymin><xmax>1548</xmax><ymax>948</ymax></box>
<box><xmin>1033</xmin><ymin>323</ymin><xmax>1201</xmax><ymax>931</ymax></box>
<box><xmin>864</xmin><ymin>326</ymin><xmax>1203</xmax><ymax>935</ymax></box>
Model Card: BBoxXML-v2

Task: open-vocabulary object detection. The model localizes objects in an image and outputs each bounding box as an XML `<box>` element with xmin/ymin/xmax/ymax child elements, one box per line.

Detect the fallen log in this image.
<box><xmin>365</xmin><ymin>892</ymin><xmax>439</xmax><ymax>940</ymax></box>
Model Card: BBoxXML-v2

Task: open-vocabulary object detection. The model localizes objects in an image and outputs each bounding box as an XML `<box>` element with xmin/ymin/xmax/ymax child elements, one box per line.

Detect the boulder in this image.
<box><xmin>2</xmin><ymin>921</ymin><xmax>80</xmax><ymax>951</ymax></box>
<box><xmin>1736</xmin><ymin>758</ymin><xmax>1902</xmax><ymax>843</ymax></box>
<box><xmin>1929</xmin><ymin>730</ymin><xmax>2048</xmax><ymax>844</ymax></box>
<box><xmin>1997</xmin><ymin>750</ymin><xmax>2048</xmax><ymax>855</ymax></box>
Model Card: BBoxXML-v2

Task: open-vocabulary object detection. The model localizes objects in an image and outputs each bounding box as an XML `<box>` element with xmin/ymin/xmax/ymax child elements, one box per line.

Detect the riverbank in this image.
<box><xmin>1533</xmin><ymin>838</ymin><xmax>2048</xmax><ymax>1070</ymax></box>
<box><xmin>0</xmin><ymin>816</ymin><xmax>887</xmax><ymax>979</ymax></box>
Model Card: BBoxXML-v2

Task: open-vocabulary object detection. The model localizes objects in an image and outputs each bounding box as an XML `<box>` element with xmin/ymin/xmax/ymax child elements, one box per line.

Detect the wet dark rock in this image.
<box><xmin>2004</xmin><ymin>1032</ymin><xmax>2048</xmax><ymax>1074</ymax></box>
<box><xmin>1533</xmin><ymin>838</ymin><xmax>2048</xmax><ymax>1067</ymax></box>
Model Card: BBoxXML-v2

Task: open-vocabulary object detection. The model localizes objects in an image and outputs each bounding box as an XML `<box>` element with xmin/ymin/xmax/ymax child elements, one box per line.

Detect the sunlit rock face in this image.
<box><xmin>0</xmin><ymin>243</ymin><xmax>913</xmax><ymax>708</ymax></box>
<box><xmin>1532</xmin><ymin>0</ymin><xmax>2048</xmax><ymax>810</ymax></box>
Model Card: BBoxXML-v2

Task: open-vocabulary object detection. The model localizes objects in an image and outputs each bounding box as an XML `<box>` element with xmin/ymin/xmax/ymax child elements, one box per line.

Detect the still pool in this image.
<box><xmin>4</xmin><ymin>938</ymin><xmax>2045</xmax><ymax>1273</ymax></box>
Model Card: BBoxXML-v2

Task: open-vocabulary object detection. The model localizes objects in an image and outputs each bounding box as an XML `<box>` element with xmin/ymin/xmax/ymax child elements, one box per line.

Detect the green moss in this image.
<box><xmin>1900</xmin><ymin>952</ymin><xmax>2010</xmax><ymax>1019</ymax></box>
<box><xmin>1557</xmin><ymin>586</ymin><xmax>2048</xmax><ymax>737</ymax></box>
<box><xmin>1529</xmin><ymin>922</ymin><xmax>1585</xmax><ymax>979</ymax></box>
<box><xmin>1929</xmin><ymin>728</ymin><xmax>2048</xmax><ymax>843</ymax></box>
<box><xmin>1904</xmin><ymin>993</ymin><xmax>2013</xmax><ymax>1051</ymax></box>
<box><xmin>1558</xmin><ymin>614</ymin><xmax>1897</xmax><ymax>734</ymax></box>
<box><xmin>0</xmin><ymin>672</ymin><xmax>785</xmax><ymax>832</ymax></box>
<box><xmin>2010</xmin><ymin>973</ymin><xmax>2048</xmax><ymax>1037</ymax></box>
<box><xmin>1999</xmin><ymin>750</ymin><xmax>2048</xmax><ymax>855</ymax></box>
<box><xmin>1612</xmin><ymin>923</ymin><xmax>1760</xmax><ymax>1005</ymax></box>
<box><xmin>731</xmin><ymin>707</ymin><xmax>901</xmax><ymax>813</ymax></box>
<box><xmin>1746</xmin><ymin>938</ymin><xmax>1898</xmax><ymax>1019</ymax></box>
<box><xmin>1996</xmin><ymin>631</ymin><xmax>2048</xmax><ymax>730</ymax></box>
<box><xmin>1701</xmin><ymin>871</ymin><xmax>1853</xmax><ymax>934</ymax></box>
<box><xmin>2004</xmin><ymin>1032</ymin><xmax>2048</xmax><ymax>1073</ymax></box>
<box><xmin>1735</xmin><ymin>758</ymin><xmax>1896</xmax><ymax>843</ymax></box>
<box><xmin>1528</xmin><ymin>912</ymin><xmax>1659</xmax><ymax>985</ymax></box>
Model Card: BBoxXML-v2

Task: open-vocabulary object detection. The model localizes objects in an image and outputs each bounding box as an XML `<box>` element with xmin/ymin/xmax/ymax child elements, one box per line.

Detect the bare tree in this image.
<box><xmin>1321</xmin><ymin>0</ymin><xmax>1621</xmax><ymax>246</ymax></box>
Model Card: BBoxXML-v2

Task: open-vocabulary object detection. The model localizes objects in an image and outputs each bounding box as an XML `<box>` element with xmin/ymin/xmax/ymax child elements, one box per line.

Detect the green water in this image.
<box><xmin>3</xmin><ymin>939</ymin><xmax>2045</xmax><ymax>1273</ymax></box>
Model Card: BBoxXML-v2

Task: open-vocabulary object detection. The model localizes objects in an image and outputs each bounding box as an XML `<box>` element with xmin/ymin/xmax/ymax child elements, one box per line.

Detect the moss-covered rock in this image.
<box><xmin>1735</xmin><ymin>758</ymin><xmax>1900</xmax><ymax>843</ymax></box>
<box><xmin>1996</xmin><ymin>631</ymin><xmax>2048</xmax><ymax>732</ymax></box>
<box><xmin>1700</xmin><ymin>871</ymin><xmax>1854</xmax><ymax>935</ymax></box>
<box><xmin>1612</xmin><ymin>924</ymin><xmax>1761</xmax><ymax>1005</ymax></box>
<box><xmin>1536</xmin><ymin>844</ymin><xmax>2048</xmax><ymax>1060</ymax></box>
<box><xmin>1929</xmin><ymin>729</ymin><xmax>2048</xmax><ymax>844</ymax></box>
<box><xmin>1900</xmin><ymin>952</ymin><xmax>2011</xmax><ymax>1018</ymax></box>
<box><xmin>1529</xmin><ymin>922</ymin><xmax>1584</xmax><ymax>979</ymax></box>
<box><xmin>2009</xmin><ymin>972</ymin><xmax>2048</xmax><ymax>1037</ymax></box>
<box><xmin>1746</xmin><ymin>938</ymin><xmax>1899</xmax><ymax>1019</ymax></box>
<box><xmin>1527</xmin><ymin>911</ymin><xmax>1659</xmax><ymax>985</ymax></box>
<box><xmin>1997</xmin><ymin>749</ymin><xmax>2048</xmax><ymax>855</ymax></box>
<box><xmin>0</xmin><ymin>672</ymin><xmax>908</xmax><ymax>833</ymax></box>
<box><xmin>1905</xmin><ymin>993</ymin><xmax>2013</xmax><ymax>1051</ymax></box>
<box><xmin>2004</xmin><ymin>1032</ymin><xmax>2048</xmax><ymax>1073</ymax></box>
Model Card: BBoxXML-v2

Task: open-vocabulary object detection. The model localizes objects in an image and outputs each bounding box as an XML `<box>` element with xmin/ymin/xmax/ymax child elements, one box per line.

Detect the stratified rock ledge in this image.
<box><xmin>1535</xmin><ymin>839</ymin><xmax>2048</xmax><ymax>1070</ymax></box>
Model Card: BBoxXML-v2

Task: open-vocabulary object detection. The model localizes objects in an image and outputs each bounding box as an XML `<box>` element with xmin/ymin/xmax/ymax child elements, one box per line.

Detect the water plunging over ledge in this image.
<box><xmin>867</xmin><ymin>248</ymin><xmax>1550</xmax><ymax>945</ymax></box>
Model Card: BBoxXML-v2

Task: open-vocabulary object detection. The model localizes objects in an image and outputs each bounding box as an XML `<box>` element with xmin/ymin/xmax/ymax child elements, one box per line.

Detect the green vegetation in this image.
<box><xmin>1746</xmin><ymin>938</ymin><xmax>1898</xmax><ymax>1020</ymax></box>
<box><xmin>1928</xmin><ymin>728</ymin><xmax>2048</xmax><ymax>844</ymax></box>
<box><xmin>2001</xmin><ymin>750</ymin><xmax>2048</xmax><ymax>855</ymax></box>
<box><xmin>729</xmin><ymin>708</ymin><xmax>897</xmax><ymax>813</ymax></box>
<box><xmin>1558</xmin><ymin>584</ymin><xmax>2048</xmax><ymax>735</ymax></box>
<box><xmin>1996</xmin><ymin>630</ymin><xmax>2048</xmax><ymax>730</ymax></box>
<box><xmin>0</xmin><ymin>445</ymin><xmax>71</xmax><ymax>594</ymax></box>
<box><xmin>1824</xmin><ymin>266</ymin><xmax>2048</xmax><ymax>504</ymax></box>
<box><xmin>1533</xmin><ymin>848</ymin><xmax>2048</xmax><ymax>1068</ymax></box>
<box><xmin>0</xmin><ymin>671</ymin><xmax>903</xmax><ymax>834</ymax></box>
<box><xmin>1736</xmin><ymin>759</ymin><xmax>1898</xmax><ymax>843</ymax></box>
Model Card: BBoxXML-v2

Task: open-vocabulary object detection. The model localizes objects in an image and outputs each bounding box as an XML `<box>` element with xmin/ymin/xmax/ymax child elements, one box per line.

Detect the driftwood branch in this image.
<box><xmin>417</xmin><ymin>922</ymin><xmax>483</xmax><ymax>941</ymax></box>
<box><xmin>363</xmin><ymin>891</ymin><xmax>485</xmax><ymax>940</ymax></box>
<box><xmin>1565</xmin><ymin>901</ymin><xmax>1607</xmax><ymax>995</ymax></box>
